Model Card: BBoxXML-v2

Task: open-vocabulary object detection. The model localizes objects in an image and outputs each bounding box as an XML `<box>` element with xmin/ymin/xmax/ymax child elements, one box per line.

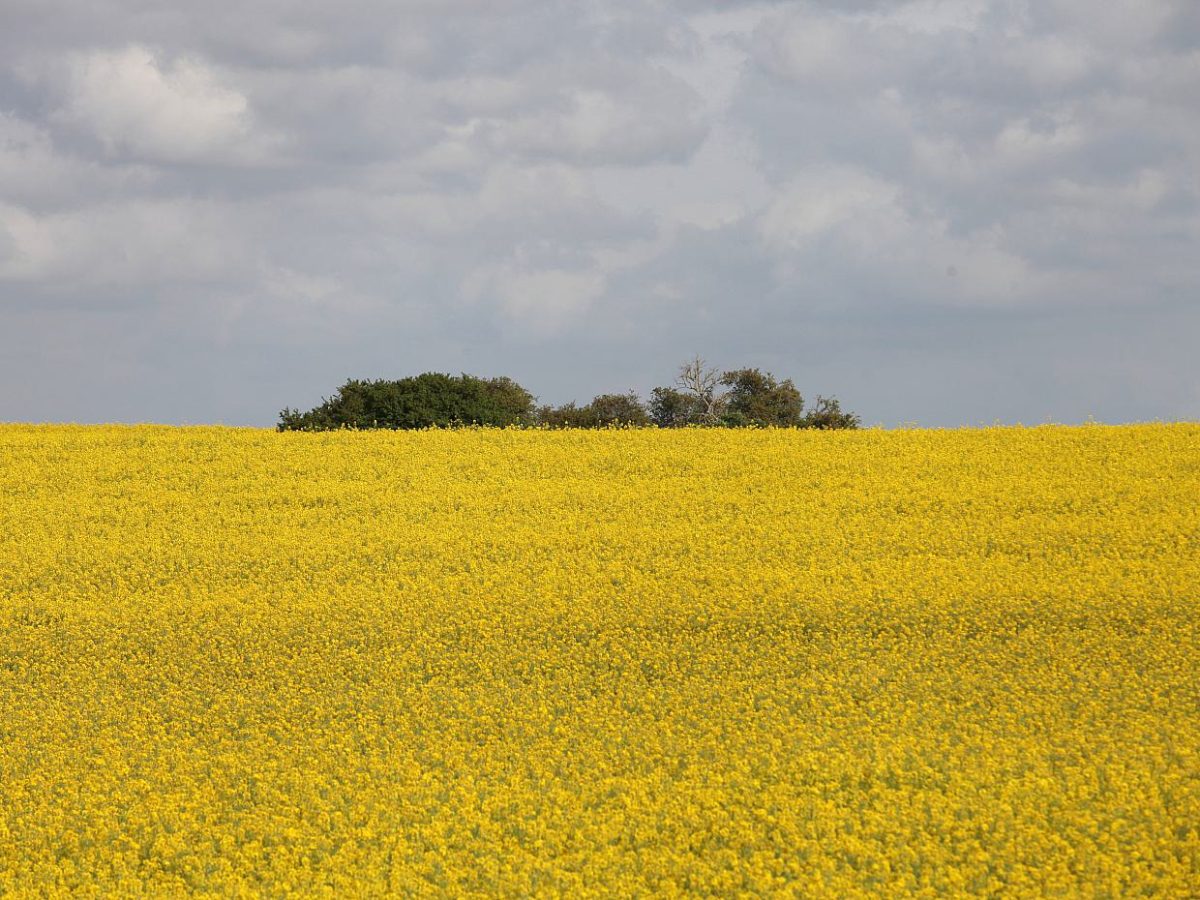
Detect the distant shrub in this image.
<box><xmin>537</xmin><ymin>392</ymin><xmax>650</xmax><ymax>428</ymax></box>
<box><xmin>719</xmin><ymin>368</ymin><xmax>805</xmax><ymax>427</ymax></box>
<box><xmin>279</xmin><ymin>374</ymin><xmax>535</xmax><ymax>431</ymax></box>
<box><xmin>801</xmin><ymin>396</ymin><xmax>861</xmax><ymax>430</ymax></box>
<box><xmin>648</xmin><ymin>387</ymin><xmax>702</xmax><ymax>428</ymax></box>
<box><xmin>649</xmin><ymin>359</ymin><xmax>858</xmax><ymax>430</ymax></box>
<box><xmin>587</xmin><ymin>392</ymin><xmax>651</xmax><ymax>427</ymax></box>
<box><xmin>281</xmin><ymin>362</ymin><xmax>858</xmax><ymax>431</ymax></box>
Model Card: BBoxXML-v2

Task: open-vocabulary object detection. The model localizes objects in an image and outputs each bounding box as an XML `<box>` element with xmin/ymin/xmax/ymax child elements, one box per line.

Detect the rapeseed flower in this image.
<box><xmin>0</xmin><ymin>424</ymin><xmax>1197</xmax><ymax>896</ymax></box>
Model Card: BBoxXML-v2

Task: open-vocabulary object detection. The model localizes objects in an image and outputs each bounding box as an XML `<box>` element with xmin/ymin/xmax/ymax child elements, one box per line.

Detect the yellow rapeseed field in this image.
<box><xmin>1</xmin><ymin>423</ymin><xmax>1198</xmax><ymax>897</ymax></box>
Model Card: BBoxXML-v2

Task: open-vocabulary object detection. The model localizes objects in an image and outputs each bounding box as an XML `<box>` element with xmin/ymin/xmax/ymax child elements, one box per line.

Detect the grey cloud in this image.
<box><xmin>734</xmin><ymin>0</ymin><xmax>1200</xmax><ymax>316</ymax></box>
<box><xmin>0</xmin><ymin>112</ymin><xmax>163</xmax><ymax>210</ymax></box>
<box><xmin>0</xmin><ymin>0</ymin><xmax>1197</xmax><ymax>426</ymax></box>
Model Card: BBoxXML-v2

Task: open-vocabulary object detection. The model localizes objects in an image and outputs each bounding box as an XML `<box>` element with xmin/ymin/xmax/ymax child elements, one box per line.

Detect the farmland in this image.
<box><xmin>1</xmin><ymin>423</ymin><xmax>1198</xmax><ymax>896</ymax></box>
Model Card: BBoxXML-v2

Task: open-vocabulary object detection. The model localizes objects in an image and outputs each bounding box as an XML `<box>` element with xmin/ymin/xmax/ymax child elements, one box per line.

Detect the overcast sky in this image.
<box><xmin>2</xmin><ymin>0</ymin><xmax>1197</xmax><ymax>426</ymax></box>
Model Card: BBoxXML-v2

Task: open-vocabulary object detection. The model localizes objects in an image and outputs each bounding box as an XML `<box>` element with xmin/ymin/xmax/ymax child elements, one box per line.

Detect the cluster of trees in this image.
<box><xmin>278</xmin><ymin>357</ymin><xmax>859</xmax><ymax>431</ymax></box>
<box><xmin>278</xmin><ymin>374</ymin><xmax>534</xmax><ymax>431</ymax></box>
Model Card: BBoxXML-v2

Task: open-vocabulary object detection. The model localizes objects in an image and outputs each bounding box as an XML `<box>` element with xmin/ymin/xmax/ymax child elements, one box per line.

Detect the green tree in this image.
<box><xmin>536</xmin><ymin>392</ymin><xmax>649</xmax><ymax>428</ymax></box>
<box><xmin>719</xmin><ymin>368</ymin><xmax>804</xmax><ymax>427</ymax></box>
<box><xmin>534</xmin><ymin>402</ymin><xmax>592</xmax><ymax>428</ymax></box>
<box><xmin>586</xmin><ymin>392</ymin><xmax>649</xmax><ymax>426</ymax></box>
<box><xmin>278</xmin><ymin>374</ymin><xmax>535</xmax><ymax>431</ymax></box>
<box><xmin>280</xmin><ymin>364</ymin><xmax>859</xmax><ymax>431</ymax></box>
<box><xmin>648</xmin><ymin>387</ymin><xmax>700</xmax><ymax>427</ymax></box>
<box><xmin>648</xmin><ymin>357</ymin><xmax>725</xmax><ymax>427</ymax></box>
<box><xmin>800</xmin><ymin>396</ymin><xmax>861</xmax><ymax>430</ymax></box>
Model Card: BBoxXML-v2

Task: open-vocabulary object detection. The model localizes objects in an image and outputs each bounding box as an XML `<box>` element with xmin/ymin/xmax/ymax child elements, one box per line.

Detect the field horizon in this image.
<box><xmin>2</xmin><ymin>418</ymin><xmax>1197</xmax><ymax>432</ymax></box>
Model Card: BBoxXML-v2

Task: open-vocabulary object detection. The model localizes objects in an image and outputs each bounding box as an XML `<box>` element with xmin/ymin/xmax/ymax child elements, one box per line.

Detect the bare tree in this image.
<box><xmin>675</xmin><ymin>355</ymin><xmax>727</xmax><ymax>424</ymax></box>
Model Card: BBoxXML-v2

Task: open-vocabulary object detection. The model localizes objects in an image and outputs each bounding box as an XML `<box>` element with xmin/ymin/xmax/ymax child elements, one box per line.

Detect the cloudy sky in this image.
<box><xmin>1</xmin><ymin>0</ymin><xmax>1197</xmax><ymax>426</ymax></box>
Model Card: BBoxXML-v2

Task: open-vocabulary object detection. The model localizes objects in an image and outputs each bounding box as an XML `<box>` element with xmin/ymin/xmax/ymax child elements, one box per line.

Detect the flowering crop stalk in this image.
<box><xmin>0</xmin><ymin>423</ymin><xmax>1197</xmax><ymax>895</ymax></box>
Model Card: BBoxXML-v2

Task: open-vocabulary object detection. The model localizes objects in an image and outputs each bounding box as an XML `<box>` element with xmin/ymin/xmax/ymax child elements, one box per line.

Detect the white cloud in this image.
<box><xmin>0</xmin><ymin>203</ymin><xmax>55</xmax><ymax>280</ymax></box>
<box><xmin>879</xmin><ymin>0</ymin><xmax>991</xmax><ymax>36</ymax></box>
<box><xmin>758</xmin><ymin>167</ymin><xmax>908</xmax><ymax>249</ymax></box>
<box><xmin>756</xmin><ymin>166</ymin><xmax>1045</xmax><ymax>308</ymax></box>
<box><xmin>480</xmin><ymin>68</ymin><xmax>708</xmax><ymax>166</ymax></box>
<box><xmin>0</xmin><ymin>198</ymin><xmax>254</xmax><ymax>289</ymax></box>
<box><xmin>491</xmin><ymin>266</ymin><xmax>607</xmax><ymax>335</ymax></box>
<box><xmin>1003</xmin><ymin>34</ymin><xmax>1097</xmax><ymax>89</ymax></box>
<box><xmin>57</xmin><ymin>45</ymin><xmax>257</xmax><ymax>163</ymax></box>
<box><xmin>755</xmin><ymin>14</ymin><xmax>882</xmax><ymax>88</ymax></box>
<box><xmin>0</xmin><ymin>111</ymin><xmax>159</xmax><ymax>208</ymax></box>
<box><xmin>993</xmin><ymin>113</ymin><xmax>1087</xmax><ymax>167</ymax></box>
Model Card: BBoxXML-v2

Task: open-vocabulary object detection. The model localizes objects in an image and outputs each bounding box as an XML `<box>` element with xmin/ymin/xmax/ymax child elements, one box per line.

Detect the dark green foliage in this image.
<box><xmin>537</xmin><ymin>392</ymin><xmax>650</xmax><ymax>428</ymax></box>
<box><xmin>479</xmin><ymin>376</ymin><xmax>536</xmax><ymax>424</ymax></box>
<box><xmin>719</xmin><ymin>368</ymin><xmax>804</xmax><ymax>427</ymax></box>
<box><xmin>278</xmin><ymin>374</ymin><xmax>535</xmax><ymax>431</ymax></box>
<box><xmin>586</xmin><ymin>392</ymin><xmax>650</xmax><ymax>426</ymax></box>
<box><xmin>534</xmin><ymin>402</ymin><xmax>593</xmax><ymax>429</ymax></box>
<box><xmin>648</xmin><ymin>360</ymin><xmax>858</xmax><ymax>429</ymax></box>
<box><xmin>280</xmin><ymin>362</ymin><xmax>859</xmax><ymax>431</ymax></box>
<box><xmin>800</xmin><ymin>396</ymin><xmax>861</xmax><ymax>430</ymax></box>
<box><xmin>648</xmin><ymin>387</ymin><xmax>703</xmax><ymax>428</ymax></box>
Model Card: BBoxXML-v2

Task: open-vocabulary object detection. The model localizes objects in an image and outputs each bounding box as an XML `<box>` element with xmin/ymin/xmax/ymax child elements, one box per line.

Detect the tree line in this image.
<box><xmin>278</xmin><ymin>357</ymin><xmax>859</xmax><ymax>431</ymax></box>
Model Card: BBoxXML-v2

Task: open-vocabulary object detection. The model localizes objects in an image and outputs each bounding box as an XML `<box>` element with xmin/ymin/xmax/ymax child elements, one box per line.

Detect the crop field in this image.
<box><xmin>0</xmin><ymin>423</ymin><xmax>1198</xmax><ymax>896</ymax></box>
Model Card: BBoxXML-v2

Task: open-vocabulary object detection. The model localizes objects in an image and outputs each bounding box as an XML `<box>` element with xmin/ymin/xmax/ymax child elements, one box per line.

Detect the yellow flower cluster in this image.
<box><xmin>1</xmin><ymin>423</ymin><xmax>1198</xmax><ymax>896</ymax></box>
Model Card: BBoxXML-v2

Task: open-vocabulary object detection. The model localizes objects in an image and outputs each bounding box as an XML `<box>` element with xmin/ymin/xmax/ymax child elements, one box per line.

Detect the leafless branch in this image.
<box><xmin>675</xmin><ymin>355</ymin><xmax>727</xmax><ymax>424</ymax></box>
